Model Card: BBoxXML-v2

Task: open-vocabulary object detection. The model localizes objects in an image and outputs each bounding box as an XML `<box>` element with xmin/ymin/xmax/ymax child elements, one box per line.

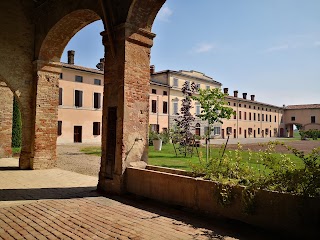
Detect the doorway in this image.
<box><xmin>222</xmin><ymin>129</ymin><xmax>225</xmax><ymax>139</ymax></box>
<box><xmin>74</xmin><ymin>126</ymin><xmax>82</xmax><ymax>143</ymax></box>
<box><xmin>254</xmin><ymin>130</ymin><xmax>256</xmax><ymax>138</ymax></box>
<box><xmin>233</xmin><ymin>129</ymin><xmax>236</xmax><ymax>138</ymax></box>
<box><xmin>244</xmin><ymin>129</ymin><xmax>247</xmax><ymax>138</ymax></box>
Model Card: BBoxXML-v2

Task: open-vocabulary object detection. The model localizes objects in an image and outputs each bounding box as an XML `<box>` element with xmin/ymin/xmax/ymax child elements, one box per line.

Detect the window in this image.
<box><xmin>274</xmin><ymin>116</ymin><xmax>277</xmax><ymax>122</ymax></box>
<box><xmin>258</xmin><ymin>107</ymin><xmax>260</xmax><ymax>110</ymax></box>
<box><xmin>244</xmin><ymin>104</ymin><xmax>247</xmax><ymax>108</ymax></box>
<box><xmin>204</xmin><ymin>126</ymin><xmax>210</xmax><ymax>135</ymax></box>
<box><xmin>163</xmin><ymin>91</ymin><xmax>168</xmax><ymax>96</ymax></box>
<box><xmin>239</xmin><ymin>104</ymin><xmax>242</xmax><ymax>107</ymax></box>
<box><xmin>185</xmin><ymin>81</ymin><xmax>190</xmax><ymax>89</ymax></box>
<box><xmin>254</xmin><ymin>113</ymin><xmax>256</xmax><ymax>121</ymax></box>
<box><xmin>244</xmin><ymin>112</ymin><xmax>247</xmax><ymax>120</ymax></box>
<box><xmin>173</xmin><ymin>102</ymin><xmax>178</xmax><ymax>114</ymax></box>
<box><xmin>59</xmin><ymin>88</ymin><xmax>63</xmax><ymax>105</ymax></box>
<box><xmin>74</xmin><ymin>90</ymin><xmax>83</xmax><ymax>107</ymax></box>
<box><xmin>233</xmin><ymin>111</ymin><xmax>236</xmax><ymax>119</ymax></box>
<box><xmin>239</xmin><ymin>111</ymin><xmax>242</xmax><ymax>120</ymax></box>
<box><xmin>262</xmin><ymin>114</ymin><xmax>264</xmax><ymax>121</ymax></box>
<box><xmin>151</xmin><ymin>100</ymin><xmax>157</xmax><ymax>113</ymax></box>
<box><xmin>93</xmin><ymin>92</ymin><xmax>101</xmax><ymax>109</ymax></box>
<box><xmin>60</xmin><ymin>73</ymin><xmax>63</xmax><ymax>79</ymax></box>
<box><xmin>196</xmin><ymin>104</ymin><xmax>201</xmax><ymax>115</ymax></box>
<box><xmin>93</xmin><ymin>122</ymin><xmax>101</xmax><ymax>135</ymax></box>
<box><xmin>258</xmin><ymin>113</ymin><xmax>260</xmax><ymax>121</ymax></box>
<box><xmin>195</xmin><ymin>83</ymin><xmax>200</xmax><ymax>90</ymax></box>
<box><xmin>94</xmin><ymin>79</ymin><xmax>101</xmax><ymax>85</ymax></box>
<box><xmin>262</xmin><ymin>108</ymin><xmax>264</xmax><ymax>110</ymax></box>
<box><xmin>151</xmin><ymin>89</ymin><xmax>157</xmax><ymax>94</ymax></box>
<box><xmin>248</xmin><ymin>128</ymin><xmax>253</xmax><ymax>135</ymax></box>
<box><xmin>249</xmin><ymin>105</ymin><xmax>251</xmax><ymax>109</ymax></box>
<box><xmin>249</xmin><ymin>112</ymin><xmax>252</xmax><ymax>120</ymax></box>
<box><xmin>269</xmin><ymin>115</ymin><xmax>272</xmax><ymax>122</ymax></box>
<box><xmin>239</xmin><ymin>127</ymin><xmax>242</xmax><ymax>135</ymax></box>
<box><xmin>214</xmin><ymin>127</ymin><xmax>221</xmax><ymax>135</ymax></box>
<box><xmin>58</xmin><ymin>121</ymin><xmax>62</xmax><ymax>136</ymax></box>
<box><xmin>311</xmin><ymin>116</ymin><xmax>316</xmax><ymax>123</ymax></box>
<box><xmin>226</xmin><ymin>127</ymin><xmax>232</xmax><ymax>135</ymax></box>
<box><xmin>206</xmin><ymin>85</ymin><xmax>210</xmax><ymax>90</ymax></box>
<box><xmin>228</xmin><ymin>102</ymin><xmax>230</xmax><ymax>105</ymax></box>
<box><xmin>258</xmin><ymin>128</ymin><xmax>260</xmax><ymax>134</ymax></box>
<box><xmin>75</xmin><ymin>75</ymin><xmax>83</xmax><ymax>82</ymax></box>
<box><xmin>173</xmin><ymin>78</ymin><xmax>178</xmax><ymax>87</ymax></box>
<box><xmin>265</xmin><ymin>128</ymin><xmax>269</xmax><ymax>135</ymax></box>
<box><xmin>253</xmin><ymin>106</ymin><xmax>256</xmax><ymax>109</ymax></box>
<box><xmin>163</xmin><ymin>101</ymin><xmax>168</xmax><ymax>114</ymax></box>
<box><xmin>233</xmin><ymin>103</ymin><xmax>236</xmax><ymax>106</ymax></box>
<box><xmin>150</xmin><ymin>124</ymin><xmax>159</xmax><ymax>133</ymax></box>
<box><xmin>291</xmin><ymin>116</ymin><xmax>295</xmax><ymax>121</ymax></box>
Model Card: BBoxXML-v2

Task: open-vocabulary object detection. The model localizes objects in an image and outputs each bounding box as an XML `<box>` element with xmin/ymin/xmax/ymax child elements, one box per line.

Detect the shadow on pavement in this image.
<box><xmin>0</xmin><ymin>187</ymin><xmax>99</xmax><ymax>201</ymax></box>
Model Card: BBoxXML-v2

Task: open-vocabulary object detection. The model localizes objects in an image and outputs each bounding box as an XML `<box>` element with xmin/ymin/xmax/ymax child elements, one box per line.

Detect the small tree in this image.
<box><xmin>12</xmin><ymin>95</ymin><xmax>22</xmax><ymax>148</ymax></box>
<box><xmin>174</xmin><ymin>81</ymin><xmax>198</xmax><ymax>157</ymax></box>
<box><xmin>192</xmin><ymin>88</ymin><xmax>233</xmax><ymax>160</ymax></box>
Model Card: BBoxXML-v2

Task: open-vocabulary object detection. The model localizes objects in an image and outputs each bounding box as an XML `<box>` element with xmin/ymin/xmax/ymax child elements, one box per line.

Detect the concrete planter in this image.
<box><xmin>126</xmin><ymin>166</ymin><xmax>320</xmax><ymax>238</ymax></box>
<box><xmin>152</xmin><ymin>139</ymin><xmax>162</xmax><ymax>151</ymax></box>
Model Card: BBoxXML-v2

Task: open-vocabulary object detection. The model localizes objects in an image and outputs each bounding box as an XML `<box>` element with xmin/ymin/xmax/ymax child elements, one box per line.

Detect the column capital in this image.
<box><xmin>101</xmin><ymin>23</ymin><xmax>156</xmax><ymax>49</ymax></box>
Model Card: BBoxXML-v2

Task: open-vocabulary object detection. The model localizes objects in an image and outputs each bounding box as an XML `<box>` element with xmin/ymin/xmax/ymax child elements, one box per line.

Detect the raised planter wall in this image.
<box><xmin>126</xmin><ymin>166</ymin><xmax>320</xmax><ymax>238</ymax></box>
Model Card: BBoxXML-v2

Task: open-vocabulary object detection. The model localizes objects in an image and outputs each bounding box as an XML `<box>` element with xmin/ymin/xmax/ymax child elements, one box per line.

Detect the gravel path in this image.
<box><xmin>57</xmin><ymin>144</ymin><xmax>101</xmax><ymax>177</ymax></box>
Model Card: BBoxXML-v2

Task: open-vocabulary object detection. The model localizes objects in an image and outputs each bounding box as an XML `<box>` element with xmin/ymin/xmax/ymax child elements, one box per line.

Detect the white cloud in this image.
<box><xmin>264</xmin><ymin>44</ymin><xmax>289</xmax><ymax>53</ymax></box>
<box><xmin>157</xmin><ymin>5</ymin><xmax>173</xmax><ymax>22</ymax></box>
<box><xmin>193</xmin><ymin>42</ymin><xmax>215</xmax><ymax>53</ymax></box>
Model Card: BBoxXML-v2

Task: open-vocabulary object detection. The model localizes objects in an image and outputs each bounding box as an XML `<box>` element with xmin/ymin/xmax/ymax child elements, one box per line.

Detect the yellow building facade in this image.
<box><xmin>57</xmin><ymin>56</ymin><xmax>318</xmax><ymax>143</ymax></box>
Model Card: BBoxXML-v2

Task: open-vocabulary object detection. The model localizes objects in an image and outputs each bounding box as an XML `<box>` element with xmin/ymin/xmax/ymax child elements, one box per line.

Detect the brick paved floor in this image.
<box><xmin>0</xmin><ymin>158</ymin><xmax>277</xmax><ymax>240</ymax></box>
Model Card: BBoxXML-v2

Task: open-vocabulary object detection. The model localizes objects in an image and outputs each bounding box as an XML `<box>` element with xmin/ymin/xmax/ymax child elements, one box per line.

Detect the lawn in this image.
<box><xmin>81</xmin><ymin>144</ymin><xmax>304</xmax><ymax>172</ymax></box>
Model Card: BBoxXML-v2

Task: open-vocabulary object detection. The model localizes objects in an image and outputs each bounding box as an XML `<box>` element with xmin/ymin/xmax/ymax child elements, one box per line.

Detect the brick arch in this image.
<box><xmin>127</xmin><ymin>0</ymin><xmax>166</xmax><ymax>31</ymax></box>
<box><xmin>38</xmin><ymin>9</ymin><xmax>102</xmax><ymax>62</ymax></box>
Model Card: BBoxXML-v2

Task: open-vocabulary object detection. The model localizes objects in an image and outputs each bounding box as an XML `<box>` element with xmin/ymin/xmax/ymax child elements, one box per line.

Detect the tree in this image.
<box><xmin>192</xmin><ymin>88</ymin><xmax>233</xmax><ymax>127</ymax></box>
<box><xmin>12</xmin><ymin>96</ymin><xmax>22</xmax><ymax>148</ymax></box>
<box><xmin>192</xmin><ymin>88</ymin><xmax>233</xmax><ymax>161</ymax></box>
<box><xmin>174</xmin><ymin>81</ymin><xmax>198</xmax><ymax>157</ymax></box>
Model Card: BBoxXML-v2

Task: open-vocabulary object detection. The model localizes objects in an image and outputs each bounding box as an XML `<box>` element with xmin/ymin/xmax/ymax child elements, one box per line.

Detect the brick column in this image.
<box><xmin>31</xmin><ymin>61</ymin><xmax>61</xmax><ymax>169</ymax></box>
<box><xmin>0</xmin><ymin>82</ymin><xmax>13</xmax><ymax>157</ymax></box>
<box><xmin>98</xmin><ymin>25</ymin><xmax>155</xmax><ymax>194</ymax></box>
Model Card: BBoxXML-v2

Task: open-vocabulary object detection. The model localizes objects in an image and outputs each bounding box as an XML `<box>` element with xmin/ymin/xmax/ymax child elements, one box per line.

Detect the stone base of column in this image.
<box><xmin>97</xmin><ymin>174</ymin><xmax>125</xmax><ymax>195</ymax></box>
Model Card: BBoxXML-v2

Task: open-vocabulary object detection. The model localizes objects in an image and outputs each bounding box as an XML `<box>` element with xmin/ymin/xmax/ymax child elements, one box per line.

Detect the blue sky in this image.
<box><xmin>61</xmin><ymin>0</ymin><xmax>320</xmax><ymax>106</ymax></box>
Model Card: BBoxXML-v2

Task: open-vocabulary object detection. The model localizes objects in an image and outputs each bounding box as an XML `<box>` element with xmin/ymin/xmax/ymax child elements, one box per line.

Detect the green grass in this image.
<box><xmin>80</xmin><ymin>144</ymin><xmax>304</xmax><ymax>172</ymax></box>
<box><xmin>12</xmin><ymin>147</ymin><xmax>21</xmax><ymax>155</ymax></box>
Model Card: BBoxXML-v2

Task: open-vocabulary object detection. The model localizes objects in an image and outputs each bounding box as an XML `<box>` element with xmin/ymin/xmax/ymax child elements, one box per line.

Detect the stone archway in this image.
<box><xmin>31</xmin><ymin>9</ymin><xmax>103</xmax><ymax>169</ymax></box>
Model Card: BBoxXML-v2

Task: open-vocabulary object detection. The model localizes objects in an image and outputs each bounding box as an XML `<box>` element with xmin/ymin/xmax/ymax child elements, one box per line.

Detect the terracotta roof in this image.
<box><xmin>61</xmin><ymin>63</ymin><xmax>103</xmax><ymax>75</ymax></box>
<box><xmin>285</xmin><ymin>104</ymin><xmax>320</xmax><ymax>110</ymax></box>
<box><xmin>226</xmin><ymin>95</ymin><xmax>282</xmax><ymax>109</ymax></box>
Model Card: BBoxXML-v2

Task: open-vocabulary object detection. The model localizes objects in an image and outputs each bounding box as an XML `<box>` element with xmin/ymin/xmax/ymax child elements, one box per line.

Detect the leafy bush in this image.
<box><xmin>299</xmin><ymin>129</ymin><xmax>320</xmax><ymax>140</ymax></box>
<box><xmin>190</xmin><ymin>141</ymin><xmax>320</xmax><ymax>197</ymax></box>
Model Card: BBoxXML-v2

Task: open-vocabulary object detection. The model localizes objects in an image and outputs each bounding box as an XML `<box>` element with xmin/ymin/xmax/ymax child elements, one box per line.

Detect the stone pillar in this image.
<box><xmin>0</xmin><ymin>82</ymin><xmax>13</xmax><ymax>157</ymax></box>
<box><xmin>98</xmin><ymin>25</ymin><xmax>155</xmax><ymax>194</ymax></box>
<box><xmin>31</xmin><ymin>61</ymin><xmax>61</xmax><ymax>169</ymax></box>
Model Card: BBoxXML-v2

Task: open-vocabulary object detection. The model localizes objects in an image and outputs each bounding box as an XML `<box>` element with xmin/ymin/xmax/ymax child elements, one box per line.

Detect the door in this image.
<box><xmin>254</xmin><ymin>130</ymin><xmax>256</xmax><ymax>138</ymax></box>
<box><xmin>222</xmin><ymin>129</ymin><xmax>225</xmax><ymax>139</ymax></box>
<box><xmin>233</xmin><ymin>129</ymin><xmax>236</xmax><ymax>138</ymax></box>
<box><xmin>74</xmin><ymin>126</ymin><xmax>82</xmax><ymax>143</ymax></box>
<box><xmin>280</xmin><ymin>128</ymin><xmax>284</xmax><ymax>137</ymax></box>
<box><xmin>244</xmin><ymin>129</ymin><xmax>247</xmax><ymax>138</ymax></box>
<box><xmin>262</xmin><ymin>130</ymin><xmax>264</xmax><ymax>138</ymax></box>
<box><xmin>195</xmin><ymin>128</ymin><xmax>200</xmax><ymax>136</ymax></box>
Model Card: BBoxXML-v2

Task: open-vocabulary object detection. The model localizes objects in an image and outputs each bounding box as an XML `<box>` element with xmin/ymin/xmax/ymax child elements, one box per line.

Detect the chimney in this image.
<box><xmin>243</xmin><ymin>93</ymin><xmax>247</xmax><ymax>99</ymax></box>
<box><xmin>234</xmin><ymin>90</ymin><xmax>238</xmax><ymax>98</ymax></box>
<box><xmin>223</xmin><ymin>88</ymin><xmax>229</xmax><ymax>95</ymax></box>
<box><xmin>150</xmin><ymin>65</ymin><xmax>155</xmax><ymax>75</ymax></box>
<box><xmin>67</xmin><ymin>50</ymin><xmax>75</xmax><ymax>65</ymax></box>
<box><xmin>250</xmin><ymin>95</ymin><xmax>255</xmax><ymax>101</ymax></box>
<box><xmin>96</xmin><ymin>58</ymin><xmax>105</xmax><ymax>71</ymax></box>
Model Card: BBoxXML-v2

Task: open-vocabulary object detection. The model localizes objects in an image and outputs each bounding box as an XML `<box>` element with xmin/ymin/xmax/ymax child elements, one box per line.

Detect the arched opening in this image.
<box><xmin>30</xmin><ymin>9</ymin><xmax>104</xmax><ymax>170</ymax></box>
<box><xmin>0</xmin><ymin>79</ymin><xmax>22</xmax><ymax>169</ymax></box>
<box><xmin>55</xmin><ymin>21</ymin><xmax>105</xmax><ymax>177</ymax></box>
